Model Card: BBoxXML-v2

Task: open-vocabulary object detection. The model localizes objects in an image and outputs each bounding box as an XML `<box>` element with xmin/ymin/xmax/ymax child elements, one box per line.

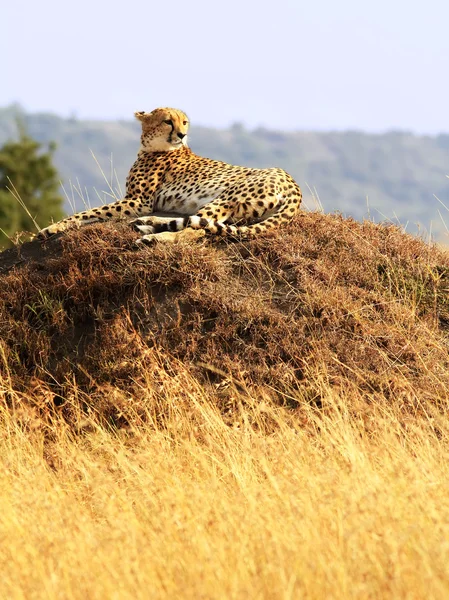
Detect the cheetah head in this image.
<box><xmin>135</xmin><ymin>108</ymin><xmax>189</xmax><ymax>153</ymax></box>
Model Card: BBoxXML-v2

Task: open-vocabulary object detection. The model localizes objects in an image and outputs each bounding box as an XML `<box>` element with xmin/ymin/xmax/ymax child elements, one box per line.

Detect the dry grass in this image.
<box><xmin>1</xmin><ymin>212</ymin><xmax>449</xmax><ymax>598</ymax></box>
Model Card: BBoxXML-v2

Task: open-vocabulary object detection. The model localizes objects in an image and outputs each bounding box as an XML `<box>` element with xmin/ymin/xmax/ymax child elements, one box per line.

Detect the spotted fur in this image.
<box><xmin>38</xmin><ymin>108</ymin><xmax>302</xmax><ymax>243</ymax></box>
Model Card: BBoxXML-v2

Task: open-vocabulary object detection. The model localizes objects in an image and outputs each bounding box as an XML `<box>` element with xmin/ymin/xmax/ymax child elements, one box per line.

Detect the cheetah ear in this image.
<box><xmin>134</xmin><ymin>111</ymin><xmax>151</xmax><ymax>122</ymax></box>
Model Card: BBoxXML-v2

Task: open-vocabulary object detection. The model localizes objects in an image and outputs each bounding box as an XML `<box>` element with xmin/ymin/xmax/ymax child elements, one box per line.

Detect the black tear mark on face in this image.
<box><xmin>163</xmin><ymin>119</ymin><xmax>174</xmax><ymax>142</ymax></box>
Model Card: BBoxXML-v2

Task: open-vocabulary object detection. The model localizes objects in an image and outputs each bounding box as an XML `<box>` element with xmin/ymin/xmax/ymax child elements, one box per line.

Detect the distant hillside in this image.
<box><xmin>1</xmin><ymin>104</ymin><xmax>448</xmax><ymax>241</ymax></box>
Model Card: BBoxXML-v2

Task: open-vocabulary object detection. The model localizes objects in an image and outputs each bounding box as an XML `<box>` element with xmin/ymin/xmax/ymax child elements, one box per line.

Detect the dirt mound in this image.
<box><xmin>1</xmin><ymin>213</ymin><xmax>448</xmax><ymax>430</ymax></box>
<box><xmin>0</xmin><ymin>234</ymin><xmax>65</xmax><ymax>274</ymax></box>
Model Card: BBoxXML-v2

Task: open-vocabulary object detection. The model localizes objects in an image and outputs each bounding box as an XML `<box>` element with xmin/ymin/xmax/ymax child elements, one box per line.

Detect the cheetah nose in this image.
<box><xmin>177</xmin><ymin>132</ymin><xmax>186</xmax><ymax>140</ymax></box>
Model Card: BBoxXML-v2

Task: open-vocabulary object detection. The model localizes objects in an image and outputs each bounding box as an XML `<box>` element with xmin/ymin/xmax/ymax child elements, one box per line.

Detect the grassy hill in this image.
<box><xmin>1</xmin><ymin>214</ymin><xmax>449</xmax><ymax>597</ymax></box>
<box><xmin>1</xmin><ymin>104</ymin><xmax>449</xmax><ymax>242</ymax></box>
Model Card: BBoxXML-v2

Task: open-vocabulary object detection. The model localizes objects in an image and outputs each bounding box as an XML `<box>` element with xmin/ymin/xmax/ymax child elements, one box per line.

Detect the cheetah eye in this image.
<box><xmin>163</xmin><ymin>119</ymin><xmax>173</xmax><ymax>126</ymax></box>
<box><xmin>183</xmin><ymin>121</ymin><xmax>188</xmax><ymax>126</ymax></box>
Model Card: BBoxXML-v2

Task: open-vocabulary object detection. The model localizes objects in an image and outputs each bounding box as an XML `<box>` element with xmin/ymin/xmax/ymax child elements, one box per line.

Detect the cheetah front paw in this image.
<box><xmin>136</xmin><ymin>229</ymin><xmax>206</xmax><ymax>247</ymax></box>
<box><xmin>135</xmin><ymin>231</ymin><xmax>183</xmax><ymax>246</ymax></box>
<box><xmin>135</xmin><ymin>233</ymin><xmax>159</xmax><ymax>246</ymax></box>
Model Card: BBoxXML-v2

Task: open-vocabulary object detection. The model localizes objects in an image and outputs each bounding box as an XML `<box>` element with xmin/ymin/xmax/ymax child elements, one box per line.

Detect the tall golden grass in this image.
<box><xmin>1</xmin><ymin>213</ymin><xmax>449</xmax><ymax>598</ymax></box>
<box><xmin>2</xmin><ymin>379</ymin><xmax>449</xmax><ymax>599</ymax></box>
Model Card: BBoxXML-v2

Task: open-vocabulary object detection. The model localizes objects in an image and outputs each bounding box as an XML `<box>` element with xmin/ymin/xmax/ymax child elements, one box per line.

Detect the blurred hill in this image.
<box><xmin>1</xmin><ymin>104</ymin><xmax>448</xmax><ymax>241</ymax></box>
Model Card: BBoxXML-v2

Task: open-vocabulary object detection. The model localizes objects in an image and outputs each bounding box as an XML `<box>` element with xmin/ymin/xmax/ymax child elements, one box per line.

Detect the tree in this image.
<box><xmin>0</xmin><ymin>122</ymin><xmax>64</xmax><ymax>247</ymax></box>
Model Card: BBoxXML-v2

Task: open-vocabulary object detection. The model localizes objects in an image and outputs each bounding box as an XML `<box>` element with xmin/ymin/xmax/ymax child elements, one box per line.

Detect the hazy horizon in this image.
<box><xmin>2</xmin><ymin>102</ymin><xmax>448</xmax><ymax>137</ymax></box>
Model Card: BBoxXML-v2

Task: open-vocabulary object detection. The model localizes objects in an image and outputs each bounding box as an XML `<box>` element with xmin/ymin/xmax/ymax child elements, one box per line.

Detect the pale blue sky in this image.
<box><xmin>3</xmin><ymin>0</ymin><xmax>449</xmax><ymax>132</ymax></box>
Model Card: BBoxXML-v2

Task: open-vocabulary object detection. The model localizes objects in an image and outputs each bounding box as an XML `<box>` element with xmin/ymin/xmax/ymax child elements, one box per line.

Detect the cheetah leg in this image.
<box><xmin>134</xmin><ymin>197</ymin><xmax>233</xmax><ymax>241</ymax></box>
<box><xmin>136</xmin><ymin>228</ymin><xmax>206</xmax><ymax>245</ymax></box>
<box><xmin>38</xmin><ymin>197</ymin><xmax>153</xmax><ymax>238</ymax></box>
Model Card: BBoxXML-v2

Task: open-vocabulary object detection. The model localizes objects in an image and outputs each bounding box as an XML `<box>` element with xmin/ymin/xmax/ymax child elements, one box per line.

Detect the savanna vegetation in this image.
<box><xmin>1</xmin><ymin>212</ymin><xmax>449</xmax><ymax>598</ymax></box>
<box><xmin>0</xmin><ymin>122</ymin><xmax>64</xmax><ymax>247</ymax></box>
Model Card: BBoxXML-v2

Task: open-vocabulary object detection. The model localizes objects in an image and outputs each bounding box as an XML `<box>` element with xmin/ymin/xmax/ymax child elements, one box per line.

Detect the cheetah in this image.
<box><xmin>38</xmin><ymin>108</ymin><xmax>302</xmax><ymax>243</ymax></box>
